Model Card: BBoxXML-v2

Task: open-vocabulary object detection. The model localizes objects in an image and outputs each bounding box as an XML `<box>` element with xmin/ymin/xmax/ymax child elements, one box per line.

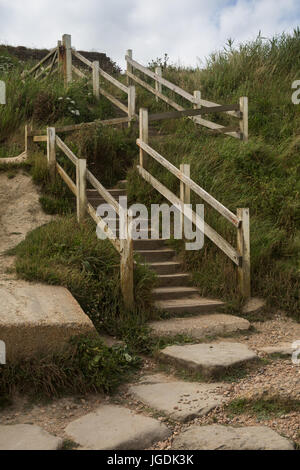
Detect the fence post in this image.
<box><xmin>194</xmin><ymin>90</ymin><xmax>201</xmax><ymax>110</ymax></box>
<box><xmin>139</xmin><ymin>108</ymin><xmax>148</xmax><ymax>168</ymax></box>
<box><xmin>126</xmin><ymin>49</ymin><xmax>133</xmax><ymax>86</ymax></box>
<box><xmin>76</xmin><ymin>159</ymin><xmax>87</xmax><ymax>223</ymax></box>
<box><xmin>92</xmin><ymin>61</ymin><xmax>100</xmax><ymax>99</ymax></box>
<box><xmin>237</xmin><ymin>208</ymin><xmax>251</xmax><ymax>298</ymax></box>
<box><xmin>239</xmin><ymin>96</ymin><xmax>248</xmax><ymax>142</ymax></box>
<box><xmin>180</xmin><ymin>164</ymin><xmax>191</xmax><ymax>235</ymax></box>
<box><xmin>120</xmin><ymin>209</ymin><xmax>134</xmax><ymax>309</ymax></box>
<box><xmin>128</xmin><ymin>85</ymin><xmax>136</xmax><ymax>125</ymax></box>
<box><xmin>155</xmin><ymin>66</ymin><xmax>162</xmax><ymax>102</ymax></box>
<box><xmin>62</xmin><ymin>34</ymin><xmax>72</xmax><ymax>86</ymax></box>
<box><xmin>57</xmin><ymin>40</ymin><xmax>63</xmax><ymax>75</ymax></box>
<box><xmin>47</xmin><ymin>127</ymin><xmax>56</xmax><ymax>181</ymax></box>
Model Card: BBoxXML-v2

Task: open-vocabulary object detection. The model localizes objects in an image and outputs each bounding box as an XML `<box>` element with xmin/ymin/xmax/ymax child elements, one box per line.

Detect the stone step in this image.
<box><xmin>0</xmin><ymin>424</ymin><xmax>62</xmax><ymax>450</ymax></box>
<box><xmin>148</xmin><ymin>261</ymin><xmax>182</xmax><ymax>275</ymax></box>
<box><xmin>172</xmin><ymin>424</ymin><xmax>294</xmax><ymax>450</ymax></box>
<box><xmin>159</xmin><ymin>342</ymin><xmax>257</xmax><ymax>378</ymax></box>
<box><xmin>152</xmin><ymin>286</ymin><xmax>200</xmax><ymax>301</ymax></box>
<box><xmin>129</xmin><ymin>374</ymin><xmax>228</xmax><ymax>423</ymax></box>
<box><xmin>154</xmin><ymin>297</ymin><xmax>224</xmax><ymax>315</ymax></box>
<box><xmin>135</xmin><ymin>249</ymin><xmax>175</xmax><ymax>263</ymax></box>
<box><xmin>157</xmin><ymin>273</ymin><xmax>191</xmax><ymax>287</ymax></box>
<box><xmin>149</xmin><ymin>314</ymin><xmax>250</xmax><ymax>339</ymax></box>
<box><xmin>87</xmin><ymin>188</ymin><xmax>127</xmax><ymax>198</ymax></box>
<box><xmin>65</xmin><ymin>405</ymin><xmax>171</xmax><ymax>450</ymax></box>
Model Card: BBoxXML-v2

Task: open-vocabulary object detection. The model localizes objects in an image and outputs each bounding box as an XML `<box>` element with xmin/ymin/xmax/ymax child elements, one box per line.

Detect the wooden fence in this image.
<box><xmin>26</xmin><ymin>125</ymin><xmax>134</xmax><ymax>308</ymax></box>
<box><xmin>137</xmin><ymin>107</ymin><xmax>250</xmax><ymax>297</ymax></box>
<box><xmin>125</xmin><ymin>51</ymin><xmax>248</xmax><ymax>141</ymax></box>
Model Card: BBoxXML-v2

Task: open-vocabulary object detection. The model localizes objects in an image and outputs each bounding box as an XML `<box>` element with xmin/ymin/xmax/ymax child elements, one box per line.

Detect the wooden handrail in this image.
<box><xmin>136</xmin><ymin>138</ymin><xmax>240</xmax><ymax>228</ymax></box>
<box><xmin>56</xmin><ymin>136</ymin><xmax>78</xmax><ymax>165</ymax></box>
<box><xmin>72</xmin><ymin>49</ymin><xmax>93</xmax><ymax>68</ymax></box>
<box><xmin>86</xmin><ymin>169</ymin><xmax>121</xmax><ymax>216</ymax></box>
<box><xmin>99</xmin><ymin>68</ymin><xmax>128</xmax><ymax>94</ymax></box>
<box><xmin>148</xmin><ymin>105</ymin><xmax>241</xmax><ymax>122</ymax></box>
<box><xmin>23</xmin><ymin>47</ymin><xmax>57</xmax><ymax>77</ymax></box>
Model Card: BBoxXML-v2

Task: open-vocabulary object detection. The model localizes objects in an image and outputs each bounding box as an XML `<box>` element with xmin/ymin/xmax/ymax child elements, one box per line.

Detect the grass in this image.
<box><xmin>0</xmin><ymin>336</ymin><xmax>141</xmax><ymax>399</ymax></box>
<box><xmin>226</xmin><ymin>397</ymin><xmax>300</xmax><ymax>420</ymax></box>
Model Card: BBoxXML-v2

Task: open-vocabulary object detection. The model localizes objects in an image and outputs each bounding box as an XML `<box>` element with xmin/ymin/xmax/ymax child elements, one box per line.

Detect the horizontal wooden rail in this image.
<box><xmin>56</xmin><ymin>136</ymin><xmax>78</xmax><ymax>165</ymax></box>
<box><xmin>87</xmin><ymin>203</ymin><xmax>121</xmax><ymax>252</ymax></box>
<box><xmin>99</xmin><ymin>68</ymin><xmax>128</xmax><ymax>94</ymax></box>
<box><xmin>33</xmin><ymin>135</ymin><xmax>47</xmax><ymax>142</ymax></box>
<box><xmin>148</xmin><ymin>105</ymin><xmax>240</xmax><ymax>122</ymax></box>
<box><xmin>126</xmin><ymin>55</ymin><xmax>195</xmax><ymax>104</ymax></box>
<box><xmin>137</xmin><ymin>165</ymin><xmax>241</xmax><ymax>266</ymax></box>
<box><xmin>72</xmin><ymin>49</ymin><xmax>93</xmax><ymax>68</ymax></box>
<box><xmin>56</xmin><ymin>162</ymin><xmax>77</xmax><ymax>195</ymax></box>
<box><xmin>136</xmin><ymin>139</ymin><xmax>240</xmax><ymax>228</ymax></box>
<box><xmin>86</xmin><ymin>169</ymin><xmax>121</xmax><ymax>216</ymax></box>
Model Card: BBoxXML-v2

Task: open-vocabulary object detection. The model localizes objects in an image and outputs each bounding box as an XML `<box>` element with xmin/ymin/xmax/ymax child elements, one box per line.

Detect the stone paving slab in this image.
<box><xmin>129</xmin><ymin>375</ymin><xmax>228</xmax><ymax>422</ymax></box>
<box><xmin>258</xmin><ymin>342</ymin><xmax>295</xmax><ymax>356</ymax></box>
<box><xmin>65</xmin><ymin>405</ymin><xmax>171</xmax><ymax>450</ymax></box>
<box><xmin>0</xmin><ymin>424</ymin><xmax>62</xmax><ymax>450</ymax></box>
<box><xmin>160</xmin><ymin>342</ymin><xmax>257</xmax><ymax>377</ymax></box>
<box><xmin>172</xmin><ymin>424</ymin><xmax>294</xmax><ymax>450</ymax></box>
<box><xmin>149</xmin><ymin>314</ymin><xmax>250</xmax><ymax>339</ymax></box>
<box><xmin>0</xmin><ymin>283</ymin><xmax>97</xmax><ymax>360</ymax></box>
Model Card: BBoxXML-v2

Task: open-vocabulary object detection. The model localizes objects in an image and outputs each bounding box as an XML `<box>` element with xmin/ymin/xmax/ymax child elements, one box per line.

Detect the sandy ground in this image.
<box><xmin>0</xmin><ymin>170</ymin><xmax>299</xmax><ymax>449</ymax></box>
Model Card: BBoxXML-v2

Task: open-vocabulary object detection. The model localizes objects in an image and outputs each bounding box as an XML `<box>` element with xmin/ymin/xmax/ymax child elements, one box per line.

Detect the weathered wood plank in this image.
<box><xmin>86</xmin><ymin>169</ymin><xmax>121</xmax><ymax>215</ymax></box>
<box><xmin>33</xmin><ymin>135</ymin><xmax>47</xmax><ymax>142</ymax></box>
<box><xmin>56</xmin><ymin>136</ymin><xmax>78</xmax><ymax>165</ymax></box>
<box><xmin>62</xmin><ymin>34</ymin><xmax>72</xmax><ymax>85</ymax></box>
<box><xmin>126</xmin><ymin>56</ymin><xmax>195</xmax><ymax>103</ymax></box>
<box><xmin>47</xmin><ymin>127</ymin><xmax>56</xmax><ymax>181</ymax></box>
<box><xmin>237</xmin><ymin>208</ymin><xmax>251</xmax><ymax>297</ymax></box>
<box><xmin>56</xmin><ymin>162</ymin><xmax>77</xmax><ymax>195</ymax></box>
<box><xmin>137</xmin><ymin>165</ymin><xmax>241</xmax><ymax>266</ymax></box>
<box><xmin>148</xmin><ymin>104</ymin><xmax>240</xmax><ymax>122</ymax></box>
<box><xmin>136</xmin><ymin>139</ymin><xmax>240</xmax><ymax>228</ymax></box>
<box><xmin>99</xmin><ymin>68</ymin><xmax>128</xmax><ymax>94</ymax></box>
<box><xmin>72</xmin><ymin>65</ymin><xmax>88</xmax><ymax>79</ymax></box>
<box><xmin>99</xmin><ymin>87</ymin><xmax>128</xmax><ymax>114</ymax></box>
<box><xmin>72</xmin><ymin>49</ymin><xmax>93</xmax><ymax>68</ymax></box>
<box><xmin>23</xmin><ymin>47</ymin><xmax>57</xmax><ymax>77</ymax></box>
<box><xmin>76</xmin><ymin>158</ymin><xmax>87</xmax><ymax>223</ymax></box>
<box><xmin>92</xmin><ymin>61</ymin><xmax>100</xmax><ymax>99</ymax></box>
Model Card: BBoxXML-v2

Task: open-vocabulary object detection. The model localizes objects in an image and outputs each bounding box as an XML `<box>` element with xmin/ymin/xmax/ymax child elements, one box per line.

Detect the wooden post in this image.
<box><xmin>128</xmin><ymin>85</ymin><xmax>136</xmax><ymax>126</ymax></box>
<box><xmin>120</xmin><ymin>210</ymin><xmax>134</xmax><ymax>309</ymax></box>
<box><xmin>25</xmin><ymin>124</ymin><xmax>33</xmax><ymax>157</ymax></box>
<box><xmin>239</xmin><ymin>96</ymin><xmax>248</xmax><ymax>142</ymax></box>
<box><xmin>194</xmin><ymin>90</ymin><xmax>201</xmax><ymax>110</ymax></box>
<box><xmin>57</xmin><ymin>40</ymin><xmax>63</xmax><ymax>75</ymax></box>
<box><xmin>62</xmin><ymin>34</ymin><xmax>72</xmax><ymax>85</ymax></box>
<box><xmin>180</xmin><ymin>164</ymin><xmax>191</xmax><ymax>235</ymax></box>
<box><xmin>139</xmin><ymin>108</ymin><xmax>148</xmax><ymax>168</ymax></box>
<box><xmin>76</xmin><ymin>158</ymin><xmax>87</xmax><ymax>223</ymax></box>
<box><xmin>47</xmin><ymin>127</ymin><xmax>56</xmax><ymax>181</ymax></box>
<box><xmin>237</xmin><ymin>208</ymin><xmax>251</xmax><ymax>298</ymax></box>
<box><xmin>92</xmin><ymin>61</ymin><xmax>100</xmax><ymax>99</ymax></box>
<box><xmin>126</xmin><ymin>49</ymin><xmax>133</xmax><ymax>86</ymax></box>
<box><xmin>155</xmin><ymin>66</ymin><xmax>162</xmax><ymax>102</ymax></box>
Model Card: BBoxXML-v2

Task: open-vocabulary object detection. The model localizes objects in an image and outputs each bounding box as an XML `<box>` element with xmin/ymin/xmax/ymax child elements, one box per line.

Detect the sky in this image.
<box><xmin>0</xmin><ymin>0</ymin><xmax>300</xmax><ymax>69</ymax></box>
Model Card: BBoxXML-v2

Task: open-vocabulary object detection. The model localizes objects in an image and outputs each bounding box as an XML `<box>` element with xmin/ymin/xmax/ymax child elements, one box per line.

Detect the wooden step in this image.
<box><xmin>135</xmin><ymin>249</ymin><xmax>175</xmax><ymax>263</ymax></box>
<box><xmin>154</xmin><ymin>297</ymin><xmax>225</xmax><ymax>315</ymax></box>
<box><xmin>133</xmin><ymin>239</ymin><xmax>167</xmax><ymax>250</ymax></box>
<box><xmin>152</xmin><ymin>286</ymin><xmax>200</xmax><ymax>301</ymax></box>
<box><xmin>148</xmin><ymin>261</ymin><xmax>182</xmax><ymax>275</ymax></box>
<box><xmin>157</xmin><ymin>274</ymin><xmax>190</xmax><ymax>287</ymax></box>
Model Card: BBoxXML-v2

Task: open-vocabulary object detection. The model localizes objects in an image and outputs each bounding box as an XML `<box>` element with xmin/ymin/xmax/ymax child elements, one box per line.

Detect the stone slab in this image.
<box><xmin>150</xmin><ymin>314</ymin><xmax>250</xmax><ymax>339</ymax></box>
<box><xmin>129</xmin><ymin>376</ymin><xmax>227</xmax><ymax>422</ymax></box>
<box><xmin>242</xmin><ymin>297</ymin><xmax>266</xmax><ymax>315</ymax></box>
<box><xmin>258</xmin><ymin>342</ymin><xmax>295</xmax><ymax>356</ymax></box>
<box><xmin>160</xmin><ymin>342</ymin><xmax>257</xmax><ymax>377</ymax></box>
<box><xmin>65</xmin><ymin>405</ymin><xmax>171</xmax><ymax>450</ymax></box>
<box><xmin>0</xmin><ymin>424</ymin><xmax>62</xmax><ymax>450</ymax></box>
<box><xmin>172</xmin><ymin>424</ymin><xmax>294</xmax><ymax>450</ymax></box>
<box><xmin>0</xmin><ymin>282</ymin><xmax>97</xmax><ymax>361</ymax></box>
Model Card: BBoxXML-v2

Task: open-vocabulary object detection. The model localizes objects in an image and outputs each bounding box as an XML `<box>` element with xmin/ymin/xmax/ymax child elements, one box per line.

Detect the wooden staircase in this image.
<box><xmin>87</xmin><ymin>184</ymin><xmax>224</xmax><ymax>316</ymax></box>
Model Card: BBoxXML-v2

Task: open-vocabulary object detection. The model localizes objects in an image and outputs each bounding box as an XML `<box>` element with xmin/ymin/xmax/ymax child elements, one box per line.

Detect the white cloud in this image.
<box><xmin>0</xmin><ymin>0</ymin><xmax>299</xmax><ymax>68</ymax></box>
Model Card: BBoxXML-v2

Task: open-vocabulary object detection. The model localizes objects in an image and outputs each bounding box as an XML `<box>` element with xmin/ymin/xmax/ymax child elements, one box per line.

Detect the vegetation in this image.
<box><xmin>226</xmin><ymin>397</ymin><xmax>300</xmax><ymax>420</ymax></box>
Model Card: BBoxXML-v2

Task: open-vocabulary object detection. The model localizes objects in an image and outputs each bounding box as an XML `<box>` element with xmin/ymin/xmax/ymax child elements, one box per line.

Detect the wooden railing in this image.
<box><xmin>27</xmin><ymin>125</ymin><xmax>134</xmax><ymax>309</ymax></box>
<box><xmin>126</xmin><ymin>51</ymin><xmax>248</xmax><ymax>141</ymax></box>
<box><xmin>137</xmin><ymin>108</ymin><xmax>251</xmax><ymax>297</ymax></box>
